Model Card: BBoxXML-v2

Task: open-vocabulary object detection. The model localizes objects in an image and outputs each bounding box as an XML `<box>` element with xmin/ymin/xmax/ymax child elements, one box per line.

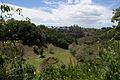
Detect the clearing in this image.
<box><xmin>23</xmin><ymin>44</ymin><xmax>77</xmax><ymax>71</ymax></box>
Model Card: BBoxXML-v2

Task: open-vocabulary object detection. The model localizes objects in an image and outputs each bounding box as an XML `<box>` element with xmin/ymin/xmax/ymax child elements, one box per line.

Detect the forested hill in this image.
<box><xmin>0</xmin><ymin>19</ymin><xmax>113</xmax><ymax>49</ymax></box>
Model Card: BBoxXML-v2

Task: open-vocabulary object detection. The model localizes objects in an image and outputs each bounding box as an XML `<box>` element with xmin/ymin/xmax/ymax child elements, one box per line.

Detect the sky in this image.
<box><xmin>0</xmin><ymin>0</ymin><xmax>120</xmax><ymax>28</ymax></box>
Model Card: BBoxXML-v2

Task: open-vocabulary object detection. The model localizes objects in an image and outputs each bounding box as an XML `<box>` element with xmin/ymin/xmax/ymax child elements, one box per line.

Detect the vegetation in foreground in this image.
<box><xmin>0</xmin><ymin>3</ymin><xmax>120</xmax><ymax>80</ymax></box>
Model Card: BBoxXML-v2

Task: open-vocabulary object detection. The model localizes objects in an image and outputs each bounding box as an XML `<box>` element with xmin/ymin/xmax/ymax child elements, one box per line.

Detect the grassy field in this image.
<box><xmin>24</xmin><ymin>44</ymin><xmax>77</xmax><ymax>71</ymax></box>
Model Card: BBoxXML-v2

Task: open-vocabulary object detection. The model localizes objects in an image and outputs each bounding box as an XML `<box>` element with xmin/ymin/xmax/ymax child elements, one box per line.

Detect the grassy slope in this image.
<box><xmin>23</xmin><ymin>44</ymin><xmax>77</xmax><ymax>71</ymax></box>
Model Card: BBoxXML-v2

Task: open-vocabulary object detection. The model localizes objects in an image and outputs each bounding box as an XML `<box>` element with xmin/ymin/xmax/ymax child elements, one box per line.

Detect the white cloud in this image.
<box><xmin>67</xmin><ymin>0</ymin><xmax>92</xmax><ymax>4</ymax></box>
<box><xmin>4</xmin><ymin>0</ymin><xmax>114</xmax><ymax>28</ymax></box>
<box><xmin>43</xmin><ymin>0</ymin><xmax>64</xmax><ymax>5</ymax></box>
<box><xmin>80</xmin><ymin>0</ymin><xmax>92</xmax><ymax>4</ymax></box>
<box><xmin>67</xmin><ymin>0</ymin><xmax>74</xmax><ymax>4</ymax></box>
<box><xmin>74</xmin><ymin>0</ymin><xmax>80</xmax><ymax>3</ymax></box>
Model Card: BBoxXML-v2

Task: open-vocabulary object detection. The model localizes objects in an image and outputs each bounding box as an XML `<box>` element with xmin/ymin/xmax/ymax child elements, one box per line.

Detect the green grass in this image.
<box><xmin>24</xmin><ymin>44</ymin><xmax>77</xmax><ymax>71</ymax></box>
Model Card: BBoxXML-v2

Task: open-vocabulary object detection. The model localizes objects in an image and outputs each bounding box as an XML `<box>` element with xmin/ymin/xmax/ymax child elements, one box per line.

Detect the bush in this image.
<box><xmin>0</xmin><ymin>41</ymin><xmax>24</xmax><ymax>58</ymax></box>
<box><xmin>0</xmin><ymin>43</ymin><xmax>36</xmax><ymax>80</ymax></box>
<box><xmin>33</xmin><ymin>46</ymin><xmax>45</xmax><ymax>58</ymax></box>
<box><xmin>70</xmin><ymin>50</ymin><xmax>76</xmax><ymax>56</ymax></box>
<box><xmin>38</xmin><ymin>41</ymin><xmax>120</xmax><ymax>80</ymax></box>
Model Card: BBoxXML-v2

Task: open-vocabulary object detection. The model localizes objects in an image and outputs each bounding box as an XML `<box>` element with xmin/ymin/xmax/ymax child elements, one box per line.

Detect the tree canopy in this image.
<box><xmin>111</xmin><ymin>7</ymin><xmax>120</xmax><ymax>40</ymax></box>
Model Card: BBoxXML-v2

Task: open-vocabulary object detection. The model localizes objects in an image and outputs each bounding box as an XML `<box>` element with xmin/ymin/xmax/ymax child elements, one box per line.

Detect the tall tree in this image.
<box><xmin>111</xmin><ymin>7</ymin><xmax>120</xmax><ymax>40</ymax></box>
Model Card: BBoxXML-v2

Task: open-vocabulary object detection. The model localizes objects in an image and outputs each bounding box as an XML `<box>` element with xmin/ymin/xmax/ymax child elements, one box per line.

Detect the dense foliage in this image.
<box><xmin>0</xmin><ymin>19</ymin><xmax>44</xmax><ymax>47</ymax></box>
<box><xmin>111</xmin><ymin>7</ymin><xmax>120</xmax><ymax>40</ymax></box>
<box><xmin>0</xmin><ymin>42</ymin><xmax>36</xmax><ymax>80</ymax></box>
<box><xmin>38</xmin><ymin>25</ymin><xmax>87</xmax><ymax>49</ymax></box>
<box><xmin>37</xmin><ymin>41</ymin><xmax>120</xmax><ymax>80</ymax></box>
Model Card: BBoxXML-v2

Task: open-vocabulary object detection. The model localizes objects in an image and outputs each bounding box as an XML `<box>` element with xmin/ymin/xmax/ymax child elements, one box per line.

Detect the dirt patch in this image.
<box><xmin>41</xmin><ymin>57</ymin><xmax>59</xmax><ymax>71</ymax></box>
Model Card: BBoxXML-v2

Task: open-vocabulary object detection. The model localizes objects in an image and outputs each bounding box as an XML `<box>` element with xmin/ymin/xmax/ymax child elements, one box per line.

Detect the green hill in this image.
<box><xmin>23</xmin><ymin>44</ymin><xmax>77</xmax><ymax>71</ymax></box>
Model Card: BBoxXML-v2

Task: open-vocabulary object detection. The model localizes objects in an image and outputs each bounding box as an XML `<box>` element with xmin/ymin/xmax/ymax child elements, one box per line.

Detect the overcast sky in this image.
<box><xmin>0</xmin><ymin>0</ymin><xmax>120</xmax><ymax>28</ymax></box>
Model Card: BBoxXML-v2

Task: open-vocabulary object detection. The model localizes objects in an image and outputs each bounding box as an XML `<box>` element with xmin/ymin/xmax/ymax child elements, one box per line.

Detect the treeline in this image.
<box><xmin>38</xmin><ymin>25</ymin><xmax>85</xmax><ymax>49</ymax></box>
<box><xmin>0</xmin><ymin>19</ymin><xmax>114</xmax><ymax>49</ymax></box>
<box><xmin>0</xmin><ymin>18</ymin><xmax>117</xmax><ymax>50</ymax></box>
<box><xmin>0</xmin><ymin>19</ymin><xmax>84</xmax><ymax>49</ymax></box>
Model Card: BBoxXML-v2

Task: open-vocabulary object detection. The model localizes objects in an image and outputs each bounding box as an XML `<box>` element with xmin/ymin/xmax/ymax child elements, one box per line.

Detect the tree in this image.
<box><xmin>0</xmin><ymin>3</ymin><xmax>23</xmax><ymax>41</ymax></box>
<box><xmin>0</xmin><ymin>3</ymin><xmax>22</xmax><ymax>20</ymax></box>
<box><xmin>33</xmin><ymin>46</ymin><xmax>44</xmax><ymax>58</ymax></box>
<box><xmin>39</xmin><ymin>47</ymin><xmax>44</xmax><ymax>58</ymax></box>
<box><xmin>112</xmin><ymin>8</ymin><xmax>120</xmax><ymax>24</ymax></box>
<box><xmin>17</xmin><ymin>21</ymin><xmax>44</xmax><ymax>47</ymax></box>
<box><xmin>0</xmin><ymin>4</ymin><xmax>36</xmax><ymax>80</ymax></box>
<box><xmin>3</xmin><ymin>19</ymin><xmax>19</xmax><ymax>40</ymax></box>
<box><xmin>111</xmin><ymin>7</ymin><xmax>120</xmax><ymax>40</ymax></box>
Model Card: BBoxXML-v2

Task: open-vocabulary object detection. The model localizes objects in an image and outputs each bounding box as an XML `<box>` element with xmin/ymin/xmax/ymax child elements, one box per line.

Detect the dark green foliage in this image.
<box><xmin>33</xmin><ymin>46</ymin><xmax>39</xmax><ymax>55</ymax></box>
<box><xmin>0</xmin><ymin>55</ymin><xmax>4</xmax><ymax>66</ymax></box>
<box><xmin>3</xmin><ymin>19</ymin><xmax>19</xmax><ymax>40</ymax></box>
<box><xmin>112</xmin><ymin>7</ymin><xmax>120</xmax><ymax>23</ymax></box>
<box><xmin>17</xmin><ymin>21</ymin><xmax>44</xmax><ymax>46</ymax></box>
<box><xmin>111</xmin><ymin>7</ymin><xmax>120</xmax><ymax>40</ymax></box>
<box><xmin>39</xmin><ymin>47</ymin><xmax>44</xmax><ymax>57</ymax></box>
<box><xmin>70</xmin><ymin>50</ymin><xmax>76</xmax><ymax>56</ymax></box>
<box><xmin>0</xmin><ymin>3</ymin><xmax>37</xmax><ymax>80</ymax></box>
<box><xmin>0</xmin><ymin>57</ymin><xmax>36</xmax><ymax>80</ymax></box>
<box><xmin>39</xmin><ymin>65</ymin><xmax>82</xmax><ymax>80</ymax></box>
<box><xmin>33</xmin><ymin>46</ymin><xmax>44</xmax><ymax>58</ymax></box>
<box><xmin>0</xmin><ymin>42</ymin><xmax>36</xmax><ymax>80</ymax></box>
<box><xmin>99</xmin><ymin>41</ymin><xmax>120</xmax><ymax>80</ymax></box>
<box><xmin>38</xmin><ymin>25</ymin><xmax>85</xmax><ymax>49</ymax></box>
<box><xmin>0</xmin><ymin>20</ymin><xmax>44</xmax><ymax>47</ymax></box>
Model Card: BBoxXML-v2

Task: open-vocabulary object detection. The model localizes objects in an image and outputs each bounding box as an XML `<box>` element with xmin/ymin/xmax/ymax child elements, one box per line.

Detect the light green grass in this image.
<box><xmin>25</xmin><ymin>44</ymin><xmax>77</xmax><ymax>71</ymax></box>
